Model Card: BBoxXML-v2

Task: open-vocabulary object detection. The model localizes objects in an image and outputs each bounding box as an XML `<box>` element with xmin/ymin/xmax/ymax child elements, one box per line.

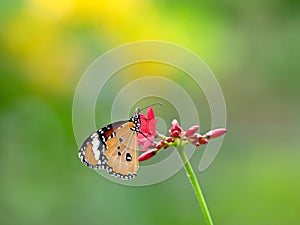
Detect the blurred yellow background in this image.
<box><xmin>1</xmin><ymin>0</ymin><xmax>300</xmax><ymax>224</ymax></box>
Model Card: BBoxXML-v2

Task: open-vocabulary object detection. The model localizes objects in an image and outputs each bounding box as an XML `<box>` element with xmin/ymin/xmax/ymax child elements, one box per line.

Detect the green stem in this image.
<box><xmin>177</xmin><ymin>144</ymin><xmax>214</xmax><ymax>225</ymax></box>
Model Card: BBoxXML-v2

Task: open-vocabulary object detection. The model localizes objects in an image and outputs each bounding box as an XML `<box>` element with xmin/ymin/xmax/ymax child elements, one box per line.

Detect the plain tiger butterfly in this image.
<box><xmin>78</xmin><ymin>104</ymin><xmax>160</xmax><ymax>180</ymax></box>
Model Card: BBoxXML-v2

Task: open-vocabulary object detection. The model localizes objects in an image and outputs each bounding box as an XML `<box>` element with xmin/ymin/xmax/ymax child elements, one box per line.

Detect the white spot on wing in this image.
<box><xmin>91</xmin><ymin>135</ymin><xmax>101</xmax><ymax>160</ymax></box>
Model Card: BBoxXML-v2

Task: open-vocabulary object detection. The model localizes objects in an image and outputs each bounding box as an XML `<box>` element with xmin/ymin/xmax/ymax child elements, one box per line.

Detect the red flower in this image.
<box><xmin>136</xmin><ymin>107</ymin><xmax>227</xmax><ymax>162</ymax></box>
<box><xmin>137</xmin><ymin>114</ymin><xmax>227</xmax><ymax>161</ymax></box>
<box><xmin>138</xmin><ymin>106</ymin><xmax>157</xmax><ymax>152</ymax></box>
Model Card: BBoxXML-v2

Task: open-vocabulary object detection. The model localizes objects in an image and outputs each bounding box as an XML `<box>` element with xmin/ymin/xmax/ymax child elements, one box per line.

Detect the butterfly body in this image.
<box><xmin>78</xmin><ymin>113</ymin><xmax>141</xmax><ymax>180</ymax></box>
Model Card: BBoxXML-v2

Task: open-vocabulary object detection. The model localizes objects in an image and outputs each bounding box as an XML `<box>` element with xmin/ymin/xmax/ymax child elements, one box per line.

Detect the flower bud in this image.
<box><xmin>155</xmin><ymin>140</ymin><xmax>168</xmax><ymax>150</ymax></box>
<box><xmin>165</xmin><ymin>137</ymin><xmax>174</xmax><ymax>143</ymax></box>
<box><xmin>169</xmin><ymin>129</ymin><xmax>181</xmax><ymax>138</ymax></box>
<box><xmin>198</xmin><ymin>137</ymin><xmax>208</xmax><ymax>145</ymax></box>
<box><xmin>205</xmin><ymin>128</ymin><xmax>227</xmax><ymax>139</ymax></box>
<box><xmin>185</xmin><ymin>125</ymin><xmax>200</xmax><ymax>137</ymax></box>
<box><xmin>189</xmin><ymin>133</ymin><xmax>209</xmax><ymax>146</ymax></box>
<box><xmin>189</xmin><ymin>133</ymin><xmax>201</xmax><ymax>141</ymax></box>
<box><xmin>168</xmin><ymin>119</ymin><xmax>184</xmax><ymax>138</ymax></box>
<box><xmin>155</xmin><ymin>142</ymin><xmax>163</xmax><ymax>149</ymax></box>
<box><xmin>170</xmin><ymin>119</ymin><xmax>183</xmax><ymax>131</ymax></box>
<box><xmin>138</xmin><ymin>149</ymin><xmax>157</xmax><ymax>161</ymax></box>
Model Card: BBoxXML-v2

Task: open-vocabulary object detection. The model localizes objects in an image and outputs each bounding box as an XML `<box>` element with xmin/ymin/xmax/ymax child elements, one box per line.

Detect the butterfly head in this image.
<box><xmin>129</xmin><ymin>110</ymin><xmax>141</xmax><ymax>133</ymax></box>
<box><xmin>130</xmin><ymin>103</ymin><xmax>162</xmax><ymax>133</ymax></box>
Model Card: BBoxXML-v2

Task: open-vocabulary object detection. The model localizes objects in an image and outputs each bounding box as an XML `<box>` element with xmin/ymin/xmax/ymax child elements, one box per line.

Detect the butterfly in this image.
<box><xmin>78</xmin><ymin>111</ymin><xmax>141</xmax><ymax>180</ymax></box>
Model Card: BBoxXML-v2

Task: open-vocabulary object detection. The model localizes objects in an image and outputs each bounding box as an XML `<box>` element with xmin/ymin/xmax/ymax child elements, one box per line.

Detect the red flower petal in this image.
<box><xmin>147</xmin><ymin>106</ymin><xmax>155</xmax><ymax>119</ymax></box>
<box><xmin>138</xmin><ymin>107</ymin><xmax>158</xmax><ymax>152</ymax></box>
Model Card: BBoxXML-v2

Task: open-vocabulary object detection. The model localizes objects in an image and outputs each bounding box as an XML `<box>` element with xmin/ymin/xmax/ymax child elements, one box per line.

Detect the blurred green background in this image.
<box><xmin>1</xmin><ymin>0</ymin><xmax>300</xmax><ymax>224</ymax></box>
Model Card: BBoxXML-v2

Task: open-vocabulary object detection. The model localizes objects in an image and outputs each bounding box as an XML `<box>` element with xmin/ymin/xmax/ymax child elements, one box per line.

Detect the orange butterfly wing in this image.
<box><xmin>78</xmin><ymin>119</ymin><xmax>140</xmax><ymax>180</ymax></box>
<box><xmin>104</xmin><ymin>121</ymin><xmax>139</xmax><ymax>179</ymax></box>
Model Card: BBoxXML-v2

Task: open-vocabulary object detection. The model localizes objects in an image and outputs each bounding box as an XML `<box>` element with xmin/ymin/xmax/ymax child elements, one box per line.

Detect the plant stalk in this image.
<box><xmin>177</xmin><ymin>144</ymin><xmax>214</xmax><ymax>225</ymax></box>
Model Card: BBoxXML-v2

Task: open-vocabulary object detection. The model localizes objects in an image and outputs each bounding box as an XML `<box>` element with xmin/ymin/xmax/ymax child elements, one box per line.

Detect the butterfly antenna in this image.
<box><xmin>137</xmin><ymin>102</ymin><xmax>163</xmax><ymax>113</ymax></box>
